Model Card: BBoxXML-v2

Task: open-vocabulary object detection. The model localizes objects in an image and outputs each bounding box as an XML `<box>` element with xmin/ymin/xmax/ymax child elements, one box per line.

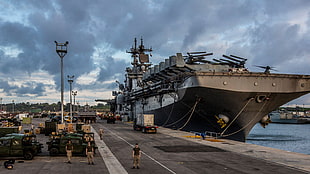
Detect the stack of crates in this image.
<box><xmin>38</xmin><ymin>122</ymin><xmax>45</xmax><ymax>134</ymax></box>
<box><xmin>45</xmin><ymin>121</ymin><xmax>57</xmax><ymax>136</ymax></box>
<box><xmin>67</xmin><ymin>123</ymin><xmax>75</xmax><ymax>133</ymax></box>
<box><xmin>82</xmin><ymin>125</ymin><xmax>91</xmax><ymax>133</ymax></box>
<box><xmin>57</xmin><ymin>124</ymin><xmax>66</xmax><ymax>132</ymax></box>
<box><xmin>1</xmin><ymin>121</ymin><xmax>14</xmax><ymax>127</ymax></box>
<box><xmin>49</xmin><ymin>132</ymin><xmax>61</xmax><ymax>140</ymax></box>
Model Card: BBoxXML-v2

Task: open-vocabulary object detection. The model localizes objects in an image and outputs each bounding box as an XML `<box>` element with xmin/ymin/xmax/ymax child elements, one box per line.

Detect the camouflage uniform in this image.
<box><xmin>99</xmin><ymin>128</ymin><xmax>104</xmax><ymax>140</ymax></box>
<box><xmin>66</xmin><ymin>141</ymin><xmax>73</xmax><ymax>163</ymax></box>
<box><xmin>86</xmin><ymin>143</ymin><xmax>94</xmax><ymax>165</ymax></box>
<box><xmin>132</xmin><ymin>143</ymin><xmax>141</xmax><ymax>169</ymax></box>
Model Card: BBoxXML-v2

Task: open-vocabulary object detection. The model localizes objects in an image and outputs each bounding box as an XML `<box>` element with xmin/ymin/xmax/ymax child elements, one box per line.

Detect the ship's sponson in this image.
<box><xmin>143</xmin><ymin>53</ymin><xmax>246</xmax><ymax>81</ymax></box>
<box><xmin>181</xmin><ymin>72</ymin><xmax>310</xmax><ymax>93</ymax></box>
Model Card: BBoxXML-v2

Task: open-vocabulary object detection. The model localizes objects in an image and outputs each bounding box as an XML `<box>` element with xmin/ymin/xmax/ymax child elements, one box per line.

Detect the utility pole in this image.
<box><xmin>55</xmin><ymin>41</ymin><xmax>69</xmax><ymax>124</ymax></box>
<box><xmin>68</xmin><ymin>75</ymin><xmax>74</xmax><ymax>123</ymax></box>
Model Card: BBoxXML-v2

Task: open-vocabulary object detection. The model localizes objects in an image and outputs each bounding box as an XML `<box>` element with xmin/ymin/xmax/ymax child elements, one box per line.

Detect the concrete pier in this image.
<box><xmin>1</xmin><ymin>118</ymin><xmax>309</xmax><ymax>174</ymax></box>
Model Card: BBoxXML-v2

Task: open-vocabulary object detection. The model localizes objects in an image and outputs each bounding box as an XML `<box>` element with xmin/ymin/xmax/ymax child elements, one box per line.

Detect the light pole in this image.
<box><xmin>55</xmin><ymin>41</ymin><xmax>69</xmax><ymax>124</ymax></box>
<box><xmin>68</xmin><ymin>75</ymin><xmax>74</xmax><ymax>123</ymax></box>
<box><xmin>72</xmin><ymin>91</ymin><xmax>77</xmax><ymax>113</ymax></box>
<box><xmin>12</xmin><ymin>100</ymin><xmax>14</xmax><ymax>113</ymax></box>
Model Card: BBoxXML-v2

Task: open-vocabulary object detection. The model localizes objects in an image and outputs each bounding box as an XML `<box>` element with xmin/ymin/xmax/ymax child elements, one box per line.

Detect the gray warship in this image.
<box><xmin>106</xmin><ymin>38</ymin><xmax>310</xmax><ymax>142</ymax></box>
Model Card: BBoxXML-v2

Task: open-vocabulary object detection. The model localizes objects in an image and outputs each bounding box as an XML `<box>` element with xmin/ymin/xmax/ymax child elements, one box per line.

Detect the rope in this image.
<box><xmin>221</xmin><ymin>95</ymin><xmax>269</xmax><ymax>138</ymax></box>
<box><xmin>162</xmin><ymin>93</ymin><xmax>177</xmax><ymax>126</ymax></box>
<box><xmin>163</xmin><ymin>105</ymin><xmax>193</xmax><ymax>127</ymax></box>
<box><xmin>178</xmin><ymin>98</ymin><xmax>200</xmax><ymax>130</ymax></box>
<box><xmin>220</xmin><ymin>97</ymin><xmax>254</xmax><ymax>136</ymax></box>
<box><xmin>164</xmin><ymin>98</ymin><xmax>199</xmax><ymax>127</ymax></box>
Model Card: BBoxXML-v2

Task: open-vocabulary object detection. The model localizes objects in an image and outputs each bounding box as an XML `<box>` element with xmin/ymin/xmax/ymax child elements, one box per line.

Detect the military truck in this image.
<box><xmin>0</xmin><ymin>133</ymin><xmax>43</xmax><ymax>160</ymax></box>
<box><xmin>107</xmin><ymin>115</ymin><xmax>116</xmax><ymax>124</ymax></box>
<box><xmin>0</xmin><ymin>127</ymin><xmax>19</xmax><ymax>137</ymax></box>
<box><xmin>47</xmin><ymin>133</ymin><xmax>97</xmax><ymax>156</ymax></box>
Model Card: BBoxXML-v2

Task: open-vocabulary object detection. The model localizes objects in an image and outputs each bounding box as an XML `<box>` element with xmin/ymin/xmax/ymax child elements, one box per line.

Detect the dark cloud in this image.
<box><xmin>15</xmin><ymin>82</ymin><xmax>46</xmax><ymax>97</ymax></box>
<box><xmin>0</xmin><ymin>80</ymin><xmax>17</xmax><ymax>95</ymax></box>
<box><xmin>246</xmin><ymin>19</ymin><xmax>310</xmax><ymax>74</ymax></box>
<box><xmin>97</xmin><ymin>56</ymin><xmax>127</xmax><ymax>82</ymax></box>
<box><xmin>0</xmin><ymin>0</ymin><xmax>310</xmax><ymax>104</ymax></box>
<box><xmin>0</xmin><ymin>79</ymin><xmax>46</xmax><ymax>97</ymax></box>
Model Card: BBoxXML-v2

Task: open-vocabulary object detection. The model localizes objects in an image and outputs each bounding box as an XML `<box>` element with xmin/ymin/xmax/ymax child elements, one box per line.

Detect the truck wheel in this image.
<box><xmin>24</xmin><ymin>151</ymin><xmax>34</xmax><ymax>160</ymax></box>
<box><xmin>33</xmin><ymin>148</ymin><xmax>38</xmax><ymax>155</ymax></box>
<box><xmin>50</xmin><ymin>148</ymin><xmax>59</xmax><ymax>156</ymax></box>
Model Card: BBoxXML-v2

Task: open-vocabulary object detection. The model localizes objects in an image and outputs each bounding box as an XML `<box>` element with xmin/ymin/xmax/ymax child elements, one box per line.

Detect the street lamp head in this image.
<box><xmin>55</xmin><ymin>41</ymin><xmax>69</xmax><ymax>58</ymax></box>
<box><xmin>72</xmin><ymin>91</ymin><xmax>77</xmax><ymax>96</ymax></box>
<box><xmin>67</xmin><ymin>75</ymin><xmax>75</xmax><ymax>82</ymax></box>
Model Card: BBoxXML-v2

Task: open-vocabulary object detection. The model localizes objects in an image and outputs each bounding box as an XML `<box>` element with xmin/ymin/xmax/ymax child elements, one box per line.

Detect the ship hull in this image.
<box><xmin>142</xmin><ymin>87</ymin><xmax>308</xmax><ymax>141</ymax></box>
<box><xmin>133</xmin><ymin>73</ymin><xmax>310</xmax><ymax>142</ymax></box>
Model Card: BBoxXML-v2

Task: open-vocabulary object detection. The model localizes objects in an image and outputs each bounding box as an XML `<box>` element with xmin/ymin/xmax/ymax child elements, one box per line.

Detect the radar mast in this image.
<box><xmin>127</xmin><ymin>37</ymin><xmax>152</xmax><ymax>72</ymax></box>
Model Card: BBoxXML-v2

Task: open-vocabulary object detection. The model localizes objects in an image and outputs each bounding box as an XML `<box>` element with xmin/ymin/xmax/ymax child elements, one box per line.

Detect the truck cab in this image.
<box><xmin>0</xmin><ymin>134</ymin><xmax>43</xmax><ymax>160</ymax></box>
<box><xmin>47</xmin><ymin>133</ymin><xmax>97</xmax><ymax>156</ymax></box>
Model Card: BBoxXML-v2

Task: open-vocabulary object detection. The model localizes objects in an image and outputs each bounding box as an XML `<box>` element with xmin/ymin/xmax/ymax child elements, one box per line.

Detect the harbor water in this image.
<box><xmin>247</xmin><ymin>123</ymin><xmax>310</xmax><ymax>155</ymax></box>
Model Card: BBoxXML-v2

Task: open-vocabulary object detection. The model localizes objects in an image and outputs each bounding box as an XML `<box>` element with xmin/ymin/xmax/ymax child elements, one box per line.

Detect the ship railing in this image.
<box><xmin>190</xmin><ymin>131</ymin><xmax>221</xmax><ymax>140</ymax></box>
<box><xmin>204</xmin><ymin>131</ymin><xmax>221</xmax><ymax>139</ymax></box>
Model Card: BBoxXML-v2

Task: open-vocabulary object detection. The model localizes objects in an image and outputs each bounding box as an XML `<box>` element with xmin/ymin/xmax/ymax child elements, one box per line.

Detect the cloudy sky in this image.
<box><xmin>0</xmin><ymin>0</ymin><xmax>310</xmax><ymax>106</ymax></box>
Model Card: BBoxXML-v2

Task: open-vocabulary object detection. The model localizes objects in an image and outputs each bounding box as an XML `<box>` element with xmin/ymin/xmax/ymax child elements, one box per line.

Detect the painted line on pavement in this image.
<box><xmin>91</xmin><ymin>125</ymin><xmax>128</xmax><ymax>174</ymax></box>
<box><xmin>103</xmin><ymin>125</ymin><xmax>177</xmax><ymax>174</ymax></box>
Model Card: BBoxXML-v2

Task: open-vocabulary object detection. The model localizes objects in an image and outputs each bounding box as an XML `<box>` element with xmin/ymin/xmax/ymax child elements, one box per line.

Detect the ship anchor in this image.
<box><xmin>215</xmin><ymin>114</ymin><xmax>230</xmax><ymax>128</ymax></box>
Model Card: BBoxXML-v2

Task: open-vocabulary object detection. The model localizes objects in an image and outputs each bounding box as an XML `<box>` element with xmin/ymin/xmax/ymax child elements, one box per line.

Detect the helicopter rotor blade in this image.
<box><xmin>230</xmin><ymin>54</ymin><xmax>247</xmax><ymax>61</ymax></box>
<box><xmin>222</xmin><ymin>55</ymin><xmax>245</xmax><ymax>63</ymax></box>
<box><xmin>255</xmin><ymin>65</ymin><xmax>278</xmax><ymax>72</ymax></box>
<box><xmin>190</xmin><ymin>53</ymin><xmax>213</xmax><ymax>57</ymax></box>
<box><xmin>187</xmin><ymin>51</ymin><xmax>207</xmax><ymax>55</ymax></box>
<box><xmin>255</xmin><ymin>65</ymin><xmax>267</xmax><ymax>69</ymax></box>
<box><xmin>212</xmin><ymin>59</ymin><xmax>221</xmax><ymax>62</ymax></box>
<box><xmin>219</xmin><ymin>58</ymin><xmax>239</xmax><ymax>65</ymax></box>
